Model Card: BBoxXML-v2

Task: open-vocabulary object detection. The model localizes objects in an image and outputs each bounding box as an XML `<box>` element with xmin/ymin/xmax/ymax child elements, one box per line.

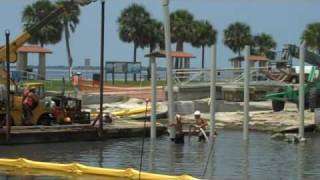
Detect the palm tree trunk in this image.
<box><xmin>175</xmin><ymin>40</ymin><xmax>184</xmax><ymax>69</ymax></box>
<box><xmin>176</xmin><ymin>40</ymin><xmax>184</xmax><ymax>51</ymax></box>
<box><xmin>201</xmin><ymin>45</ymin><xmax>205</xmax><ymax>69</ymax></box>
<box><xmin>133</xmin><ymin>43</ymin><xmax>137</xmax><ymax>81</ymax></box>
<box><xmin>148</xmin><ymin>46</ymin><xmax>153</xmax><ymax>81</ymax></box>
<box><xmin>64</xmin><ymin>20</ymin><xmax>73</xmax><ymax>79</ymax></box>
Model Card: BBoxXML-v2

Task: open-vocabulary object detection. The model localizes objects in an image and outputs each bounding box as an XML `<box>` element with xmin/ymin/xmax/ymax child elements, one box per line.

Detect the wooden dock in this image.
<box><xmin>0</xmin><ymin>120</ymin><xmax>167</xmax><ymax>145</ymax></box>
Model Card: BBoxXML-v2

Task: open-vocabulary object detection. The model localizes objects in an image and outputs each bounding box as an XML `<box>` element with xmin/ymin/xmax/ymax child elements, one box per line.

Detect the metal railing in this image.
<box><xmin>172</xmin><ymin>67</ymin><xmax>274</xmax><ymax>86</ymax></box>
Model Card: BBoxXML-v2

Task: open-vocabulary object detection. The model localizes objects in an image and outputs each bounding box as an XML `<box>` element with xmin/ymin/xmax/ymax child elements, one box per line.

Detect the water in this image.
<box><xmin>0</xmin><ymin>130</ymin><xmax>320</xmax><ymax>179</ymax></box>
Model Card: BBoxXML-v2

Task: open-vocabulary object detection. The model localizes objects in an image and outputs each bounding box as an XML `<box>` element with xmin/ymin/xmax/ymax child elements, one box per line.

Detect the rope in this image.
<box><xmin>138</xmin><ymin>76</ymin><xmax>148</xmax><ymax>180</ymax></box>
<box><xmin>202</xmin><ymin>135</ymin><xmax>216</xmax><ymax>177</ymax></box>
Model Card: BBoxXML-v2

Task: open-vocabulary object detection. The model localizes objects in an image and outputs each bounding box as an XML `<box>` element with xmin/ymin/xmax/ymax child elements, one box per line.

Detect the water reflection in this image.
<box><xmin>148</xmin><ymin>139</ymin><xmax>156</xmax><ymax>172</ymax></box>
<box><xmin>242</xmin><ymin>140</ymin><xmax>249</xmax><ymax>180</ymax></box>
<box><xmin>297</xmin><ymin>143</ymin><xmax>305</xmax><ymax>180</ymax></box>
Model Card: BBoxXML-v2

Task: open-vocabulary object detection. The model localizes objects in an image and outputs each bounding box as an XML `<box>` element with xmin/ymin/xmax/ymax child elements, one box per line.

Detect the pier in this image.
<box><xmin>0</xmin><ymin>120</ymin><xmax>166</xmax><ymax>145</ymax></box>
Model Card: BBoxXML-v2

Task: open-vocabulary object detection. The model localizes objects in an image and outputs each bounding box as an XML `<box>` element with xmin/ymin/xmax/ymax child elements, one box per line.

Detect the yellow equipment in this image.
<box><xmin>0</xmin><ymin>0</ymin><xmax>96</xmax><ymax>126</ymax></box>
<box><xmin>5</xmin><ymin>82</ymin><xmax>55</xmax><ymax>126</ymax></box>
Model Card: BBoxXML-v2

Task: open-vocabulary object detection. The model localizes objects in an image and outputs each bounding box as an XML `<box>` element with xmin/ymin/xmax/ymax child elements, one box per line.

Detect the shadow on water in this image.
<box><xmin>0</xmin><ymin>130</ymin><xmax>320</xmax><ymax>179</ymax></box>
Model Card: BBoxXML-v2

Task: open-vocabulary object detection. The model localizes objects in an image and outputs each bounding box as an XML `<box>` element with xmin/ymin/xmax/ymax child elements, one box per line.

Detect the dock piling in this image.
<box><xmin>5</xmin><ymin>30</ymin><xmax>11</xmax><ymax>141</ymax></box>
<box><xmin>162</xmin><ymin>0</ymin><xmax>175</xmax><ymax>139</ymax></box>
<box><xmin>150</xmin><ymin>56</ymin><xmax>157</xmax><ymax>139</ymax></box>
<box><xmin>210</xmin><ymin>44</ymin><xmax>217</xmax><ymax>138</ymax></box>
<box><xmin>243</xmin><ymin>45</ymin><xmax>250</xmax><ymax>141</ymax></box>
<box><xmin>99</xmin><ymin>0</ymin><xmax>105</xmax><ymax>135</ymax></box>
<box><xmin>299</xmin><ymin>41</ymin><xmax>306</xmax><ymax>141</ymax></box>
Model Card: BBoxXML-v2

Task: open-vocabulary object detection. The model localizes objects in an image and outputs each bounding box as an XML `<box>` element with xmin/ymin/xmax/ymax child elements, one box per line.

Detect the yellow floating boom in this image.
<box><xmin>0</xmin><ymin>158</ymin><xmax>198</xmax><ymax>180</ymax></box>
<box><xmin>112</xmin><ymin>106</ymin><xmax>151</xmax><ymax>117</ymax></box>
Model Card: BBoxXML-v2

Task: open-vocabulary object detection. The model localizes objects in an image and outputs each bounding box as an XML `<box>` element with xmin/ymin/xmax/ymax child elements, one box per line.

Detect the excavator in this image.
<box><xmin>266</xmin><ymin>44</ymin><xmax>320</xmax><ymax>112</ymax></box>
<box><xmin>0</xmin><ymin>0</ymin><xmax>96</xmax><ymax>126</ymax></box>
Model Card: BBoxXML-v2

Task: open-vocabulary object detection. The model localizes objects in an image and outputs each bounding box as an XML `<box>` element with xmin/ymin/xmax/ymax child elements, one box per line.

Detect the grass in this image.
<box><xmin>21</xmin><ymin>80</ymin><xmax>167</xmax><ymax>92</ymax></box>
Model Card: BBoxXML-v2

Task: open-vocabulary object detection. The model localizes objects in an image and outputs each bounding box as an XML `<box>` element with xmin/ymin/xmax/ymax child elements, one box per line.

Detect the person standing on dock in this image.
<box><xmin>193</xmin><ymin>111</ymin><xmax>208</xmax><ymax>142</ymax></box>
<box><xmin>71</xmin><ymin>72</ymin><xmax>81</xmax><ymax>98</ymax></box>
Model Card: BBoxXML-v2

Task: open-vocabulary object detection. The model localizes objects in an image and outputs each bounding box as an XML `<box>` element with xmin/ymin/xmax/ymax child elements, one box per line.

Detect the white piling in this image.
<box><xmin>162</xmin><ymin>0</ymin><xmax>175</xmax><ymax>139</ymax></box>
<box><xmin>150</xmin><ymin>57</ymin><xmax>157</xmax><ymax>139</ymax></box>
<box><xmin>243</xmin><ymin>45</ymin><xmax>250</xmax><ymax>141</ymax></box>
<box><xmin>210</xmin><ymin>44</ymin><xmax>217</xmax><ymax>138</ymax></box>
<box><xmin>299</xmin><ymin>41</ymin><xmax>306</xmax><ymax>141</ymax></box>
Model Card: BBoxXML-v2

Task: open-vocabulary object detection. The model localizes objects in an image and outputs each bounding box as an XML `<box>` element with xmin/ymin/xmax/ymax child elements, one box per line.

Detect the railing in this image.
<box><xmin>172</xmin><ymin>67</ymin><xmax>273</xmax><ymax>86</ymax></box>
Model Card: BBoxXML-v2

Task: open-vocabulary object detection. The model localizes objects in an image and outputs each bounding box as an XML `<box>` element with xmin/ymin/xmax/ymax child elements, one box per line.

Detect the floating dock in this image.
<box><xmin>0</xmin><ymin>120</ymin><xmax>167</xmax><ymax>145</ymax></box>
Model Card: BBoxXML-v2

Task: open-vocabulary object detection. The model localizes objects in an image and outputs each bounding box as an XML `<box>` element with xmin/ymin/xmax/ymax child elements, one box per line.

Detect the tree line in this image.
<box><xmin>21</xmin><ymin>1</ymin><xmax>320</xmax><ymax>80</ymax></box>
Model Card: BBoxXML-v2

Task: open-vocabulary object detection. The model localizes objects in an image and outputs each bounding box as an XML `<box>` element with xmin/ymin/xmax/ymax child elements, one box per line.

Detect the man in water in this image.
<box><xmin>194</xmin><ymin>110</ymin><xmax>208</xmax><ymax>142</ymax></box>
<box><xmin>170</xmin><ymin>114</ymin><xmax>184</xmax><ymax>144</ymax></box>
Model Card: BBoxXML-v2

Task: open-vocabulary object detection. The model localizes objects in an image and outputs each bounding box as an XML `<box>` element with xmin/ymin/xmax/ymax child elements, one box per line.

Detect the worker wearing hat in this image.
<box><xmin>22</xmin><ymin>86</ymin><xmax>39</xmax><ymax>125</ymax></box>
<box><xmin>170</xmin><ymin>114</ymin><xmax>184</xmax><ymax>144</ymax></box>
<box><xmin>194</xmin><ymin>110</ymin><xmax>208</xmax><ymax>142</ymax></box>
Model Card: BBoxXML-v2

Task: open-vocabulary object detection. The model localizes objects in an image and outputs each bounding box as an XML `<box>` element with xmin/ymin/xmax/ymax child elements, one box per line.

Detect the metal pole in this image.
<box><xmin>99</xmin><ymin>0</ymin><xmax>105</xmax><ymax>135</ymax></box>
<box><xmin>243</xmin><ymin>45</ymin><xmax>250</xmax><ymax>141</ymax></box>
<box><xmin>210</xmin><ymin>44</ymin><xmax>217</xmax><ymax>138</ymax></box>
<box><xmin>5</xmin><ymin>30</ymin><xmax>10</xmax><ymax>141</ymax></box>
<box><xmin>150</xmin><ymin>57</ymin><xmax>157</xmax><ymax>139</ymax></box>
<box><xmin>162</xmin><ymin>0</ymin><xmax>175</xmax><ymax>139</ymax></box>
<box><xmin>299</xmin><ymin>41</ymin><xmax>306</xmax><ymax>141</ymax></box>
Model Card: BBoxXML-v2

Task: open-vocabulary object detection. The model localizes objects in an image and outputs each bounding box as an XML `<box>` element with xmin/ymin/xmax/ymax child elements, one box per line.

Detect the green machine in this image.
<box><xmin>266</xmin><ymin>44</ymin><xmax>320</xmax><ymax>112</ymax></box>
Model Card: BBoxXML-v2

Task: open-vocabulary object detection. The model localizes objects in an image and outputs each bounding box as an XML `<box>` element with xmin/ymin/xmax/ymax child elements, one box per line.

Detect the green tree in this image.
<box><xmin>303</xmin><ymin>22</ymin><xmax>320</xmax><ymax>54</ymax></box>
<box><xmin>57</xmin><ymin>0</ymin><xmax>81</xmax><ymax>78</ymax></box>
<box><xmin>191</xmin><ymin>20</ymin><xmax>217</xmax><ymax>68</ymax></box>
<box><xmin>252</xmin><ymin>33</ymin><xmax>276</xmax><ymax>56</ymax></box>
<box><xmin>223</xmin><ymin>22</ymin><xmax>252</xmax><ymax>57</ymax></box>
<box><xmin>170</xmin><ymin>10</ymin><xmax>194</xmax><ymax>51</ymax></box>
<box><xmin>22</xmin><ymin>0</ymin><xmax>63</xmax><ymax>47</ymax></box>
<box><xmin>118</xmin><ymin>3</ymin><xmax>151</xmax><ymax>81</ymax></box>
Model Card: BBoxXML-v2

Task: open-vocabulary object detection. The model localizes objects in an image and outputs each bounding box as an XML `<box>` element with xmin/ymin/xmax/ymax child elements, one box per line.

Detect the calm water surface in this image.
<box><xmin>0</xmin><ymin>130</ymin><xmax>320</xmax><ymax>180</ymax></box>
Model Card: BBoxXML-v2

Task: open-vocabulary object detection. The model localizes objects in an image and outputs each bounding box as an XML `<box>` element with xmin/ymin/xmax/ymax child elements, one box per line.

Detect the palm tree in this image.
<box><xmin>191</xmin><ymin>20</ymin><xmax>217</xmax><ymax>69</ymax></box>
<box><xmin>56</xmin><ymin>0</ymin><xmax>81</xmax><ymax>78</ymax></box>
<box><xmin>252</xmin><ymin>33</ymin><xmax>276</xmax><ymax>56</ymax></box>
<box><xmin>22</xmin><ymin>0</ymin><xmax>63</xmax><ymax>47</ymax></box>
<box><xmin>223</xmin><ymin>22</ymin><xmax>252</xmax><ymax>57</ymax></box>
<box><xmin>170</xmin><ymin>10</ymin><xmax>194</xmax><ymax>51</ymax></box>
<box><xmin>118</xmin><ymin>3</ymin><xmax>151</xmax><ymax>81</ymax></box>
<box><xmin>303</xmin><ymin>22</ymin><xmax>320</xmax><ymax>54</ymax></box>
<box><xmin>144</xmin><ymin>19</ymin><xmax>164</xmax><ymax>80</ymax></box>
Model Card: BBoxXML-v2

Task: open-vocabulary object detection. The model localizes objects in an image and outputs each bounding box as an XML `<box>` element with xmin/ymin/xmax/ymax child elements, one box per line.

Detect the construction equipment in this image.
<box><xmin>0</xmin><ymin>0</ymin><xmax>96</xmax><ymax>126</ymax></box>
<box><xmin>266</xmin><ymin>44</ymin><xmax>320</xmax><ymax>112</ymax></box>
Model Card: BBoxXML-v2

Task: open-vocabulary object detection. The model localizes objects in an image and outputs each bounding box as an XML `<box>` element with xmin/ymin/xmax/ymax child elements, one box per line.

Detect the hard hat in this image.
<box><xmin>76</xmin><ymin>72</ymin><xmax>81</xmax><ymax>75</ymax></box>
<box><xmin>64</xmin><ymin>117</ymin><xmax>71</xmax><ymax>123</ymax></box>
<box><xmin>29</xmin><ymin>86</ymin><xmax>37</xmax><ymax>90</ymax></box>
<box><xmin>194</xmin><ymin>110</ymin><xmax>201</xmax><ymax>116</ymax></box>
<box><xmin>176</xmin><ymin>114</ymin><xmax>181</xmax><ymax>119</ymax></box>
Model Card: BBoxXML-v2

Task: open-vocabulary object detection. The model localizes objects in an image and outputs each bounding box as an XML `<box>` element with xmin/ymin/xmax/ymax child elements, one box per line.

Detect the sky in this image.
<box><xmin>0</xmin><ymin>0</ymin><xmax>320</xmax><ymax>68</ymax></box>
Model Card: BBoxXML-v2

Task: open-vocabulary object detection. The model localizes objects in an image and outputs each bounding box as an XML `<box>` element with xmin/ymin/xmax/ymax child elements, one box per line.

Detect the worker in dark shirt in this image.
<box><xmin>170</xmin><ymin>114</ymin><xmax>184</xmax><ymax>144</ymax></box>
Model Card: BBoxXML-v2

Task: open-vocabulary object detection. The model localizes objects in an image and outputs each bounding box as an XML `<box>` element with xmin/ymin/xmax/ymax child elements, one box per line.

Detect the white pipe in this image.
<box><xmin>210</xmin><ymin>44</ymin><xmax>217</xmax><ymax>138</ymax></box>
<box><xmin>162</xmin><ymin>0</ymin><xmax>175</xmax><ymax>139</ymax></box>
<box><xmin>200</xmin><ymin>128</ymin><xmax>209</xmax><ymax>142</ymax></box>
<box><xmin>299</xmin><ymin>41</ymin><xmax>306</xmax><ymax>141</ymax></box>
<box><xmin>150</xmin><ymin>57</ymin><xmax>157</xmax><ymax>139</ymax></box>
<box><xmin>243</xmin><ymin>45</ymin><xmax>250</xmax><ymax>141</ymax></box>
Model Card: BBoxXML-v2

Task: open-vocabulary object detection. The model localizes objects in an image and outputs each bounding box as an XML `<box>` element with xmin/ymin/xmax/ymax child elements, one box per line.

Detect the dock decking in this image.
<box><xmin>0</xmin><ymin>120</ymin><xmax>167</xmax><ymax>145</ymax></box>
